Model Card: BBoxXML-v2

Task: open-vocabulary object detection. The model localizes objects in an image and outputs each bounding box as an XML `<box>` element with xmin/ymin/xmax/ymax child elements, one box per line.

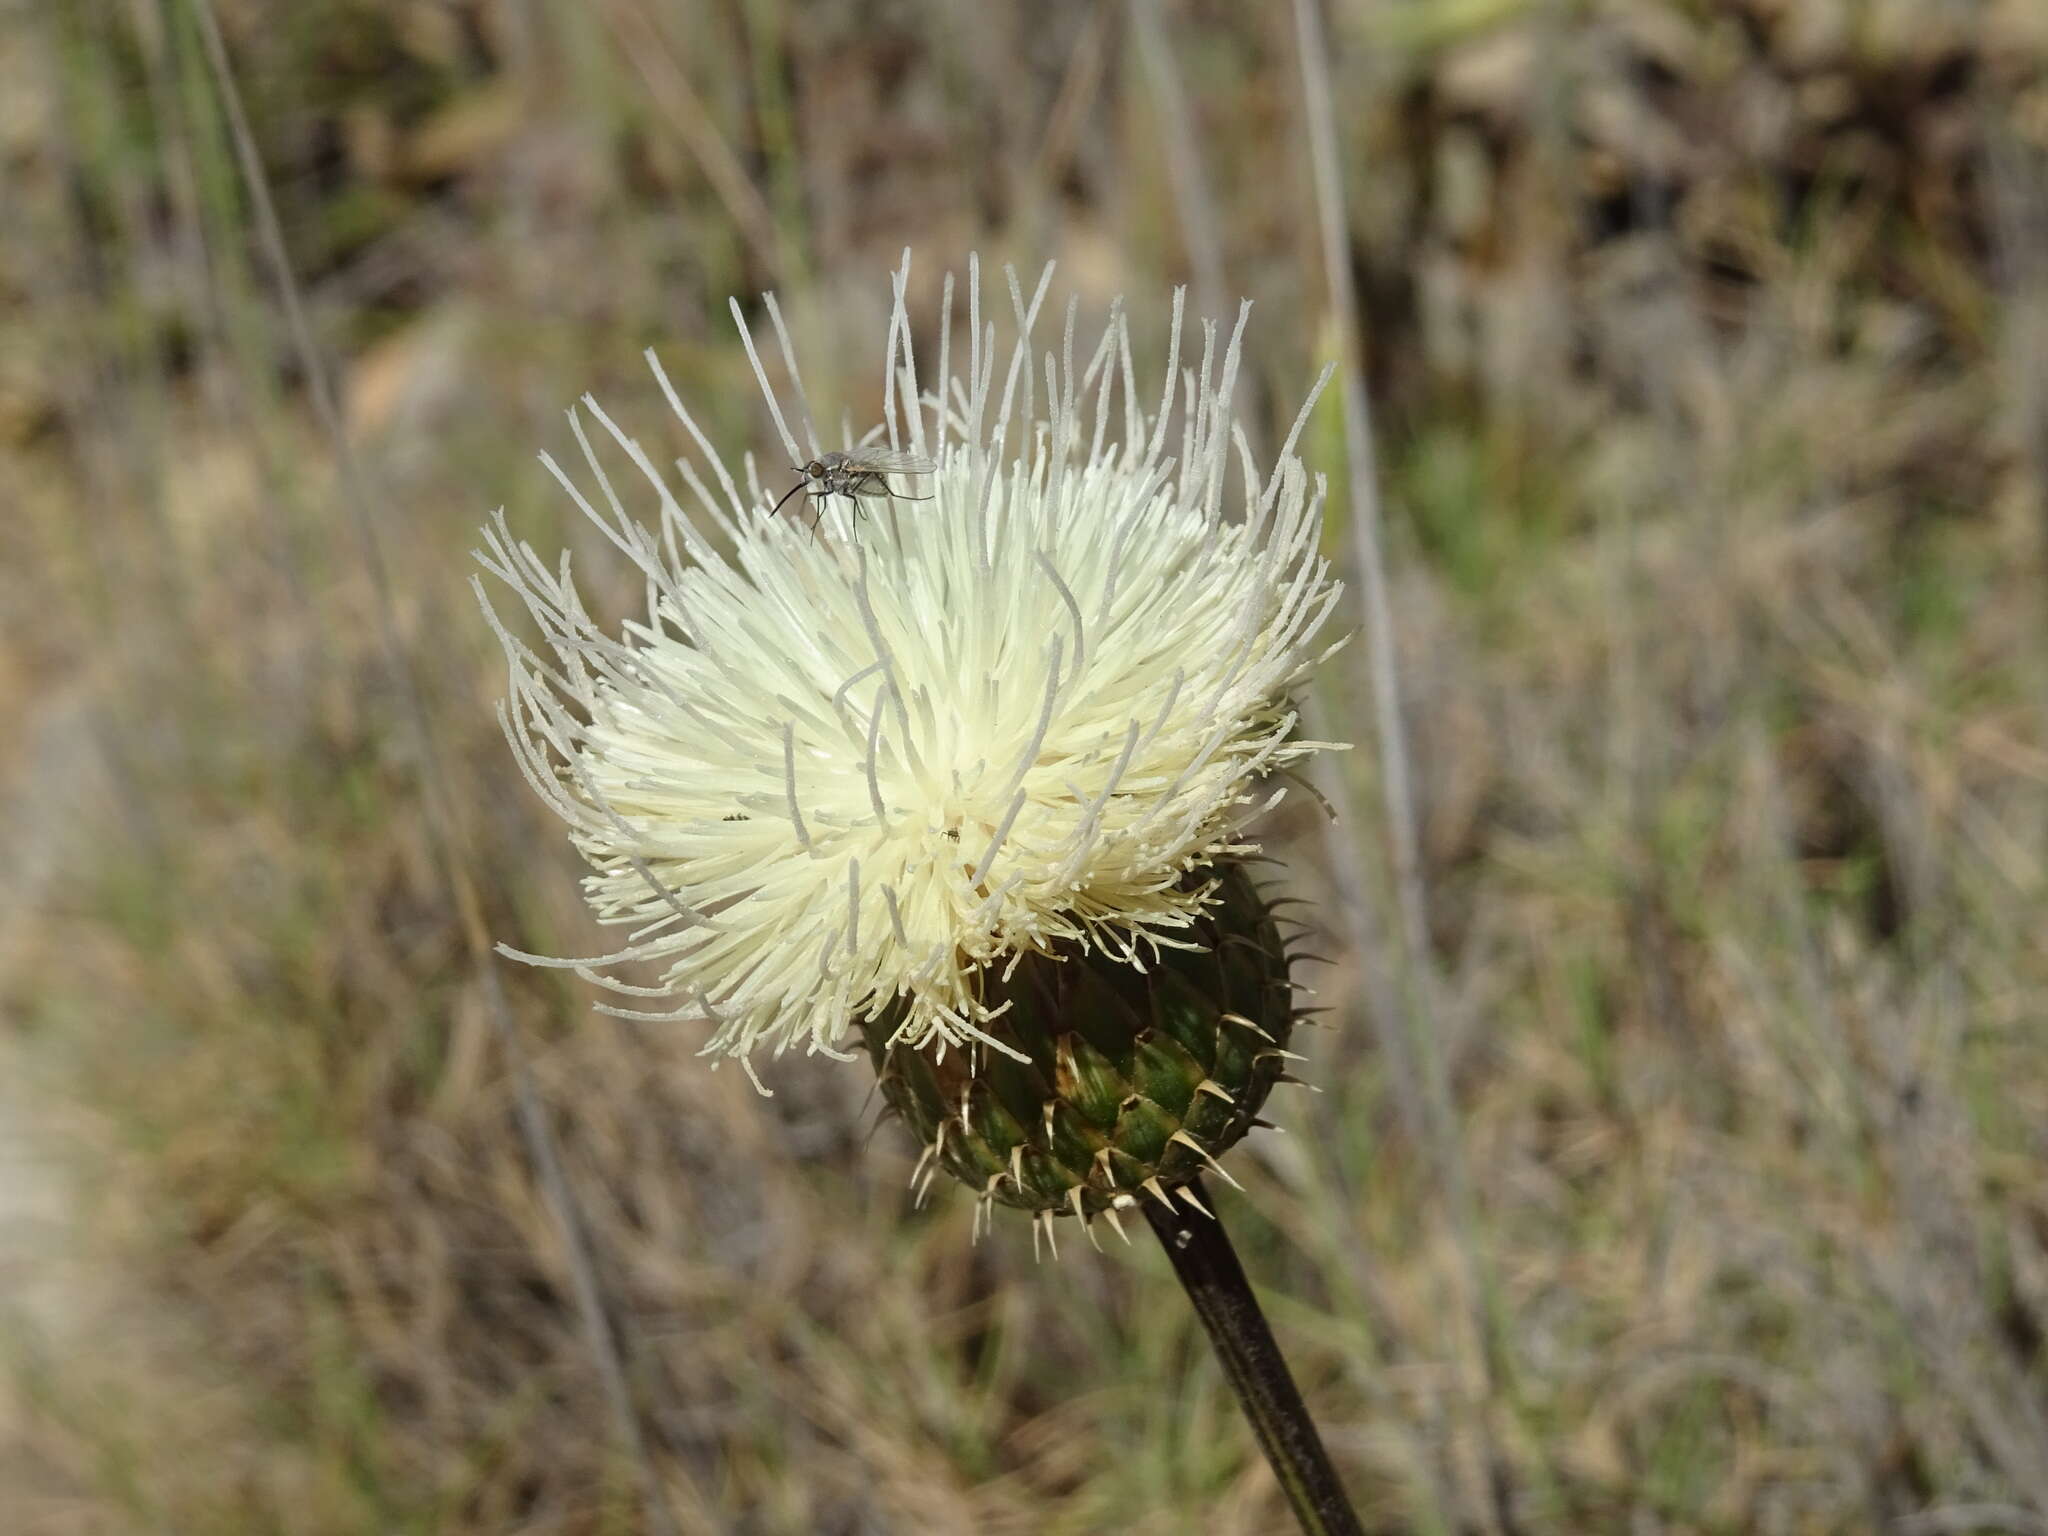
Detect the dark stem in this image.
<box><xmin>1144</xmin><ymin>1177</ymin><xmax>1364</xmax><ymax>1536</ymax></box>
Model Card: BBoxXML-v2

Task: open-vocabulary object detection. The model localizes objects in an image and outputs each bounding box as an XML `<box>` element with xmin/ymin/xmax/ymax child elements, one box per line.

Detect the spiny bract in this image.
<box><xmin>866</xmin><ymin>861</ymin><xmax>1317</xmax><ymax>1250</ymax></box>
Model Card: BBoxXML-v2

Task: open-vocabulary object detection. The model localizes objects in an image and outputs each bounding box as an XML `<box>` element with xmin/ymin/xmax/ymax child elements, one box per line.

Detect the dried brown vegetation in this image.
<box><xmin>3</xmin><ymin>1</ymin><xmax>2046</xmax><ymax>1532</ymax></box>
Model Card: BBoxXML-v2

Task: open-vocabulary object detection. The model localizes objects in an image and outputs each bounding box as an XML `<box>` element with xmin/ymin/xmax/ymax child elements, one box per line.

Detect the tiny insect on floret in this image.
<box><xmin>770</xmin><ymin>448</ymin><xmax>937</xmax><ymax>524</ymax></box>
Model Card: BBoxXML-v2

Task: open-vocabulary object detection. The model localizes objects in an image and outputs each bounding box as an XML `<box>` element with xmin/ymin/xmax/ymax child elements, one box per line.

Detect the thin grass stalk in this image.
<box><xmin>39</xmin><ymin>0</ymin><xmax>196</xmax><ymax>867</ymax></box>
<box><xmin>1144</xmin><ymin>1178</ymin><xmax>1364</xmax><ymax>1536</ymax></box>
<box><xmin>1984</xmin><ymin>114</ymin><xmax>2048</xmax><ymax>787</ymax></box>
<box><xmin>1129</xmin><ymin>0</ymin><xmax>1226</xmax><ymax>326</ymax></box>
<box><xmin>157</xmin><ymin>0</ymin><xmax>326</xmax><ymax>699</ymax></box>
<box><xmin>1299</xmin><ymin>689</ymin><xmax>1423</xmax><ymax>1144</ymax></box>
<box><xmin>1288</xmin><ymin>0</ymin><xmax>1526</xmax><ymax>1521</ymax></box>
<box><xmin>735</xmin><ymin>0</ymin><xmax>809</xmax><ymax>288</ymax></box>
<box><xmin>49</xmin><ymin>4</ymin><xmax>194</xmax><ymax>657</ymax></box>
<box><xmin>1286</xmin><ymin>0</ymin><xmax>1485</xmax><ymax>1300</ymax></box>
<box><xmin>1024</xmin><ymin>5</ymin><xmax>1113</xmax><ymax>213</ymax></box>
<box><xmin>602</xmin><ymin>0</ymin><xmax>787</xmax><ymax>287</ymax></box>
<box><xmin>185</xmin><ymin>3</ymin><xmax>686</xmax><ymax>1529</ymax></box>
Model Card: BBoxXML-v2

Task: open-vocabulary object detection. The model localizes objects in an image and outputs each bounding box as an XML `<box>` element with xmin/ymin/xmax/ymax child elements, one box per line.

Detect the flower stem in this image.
<box><xmin>1144</xmin><ymin>1177</ymin><xmax>1364</xmax><ymax>1536</ymax></box>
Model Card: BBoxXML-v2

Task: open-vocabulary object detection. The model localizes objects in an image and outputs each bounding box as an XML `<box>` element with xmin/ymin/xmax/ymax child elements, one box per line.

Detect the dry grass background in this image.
<box><xmin>3</xmin><ymin>0</ymin><xmax>2048</xmax><ymax>1531</ymax></box>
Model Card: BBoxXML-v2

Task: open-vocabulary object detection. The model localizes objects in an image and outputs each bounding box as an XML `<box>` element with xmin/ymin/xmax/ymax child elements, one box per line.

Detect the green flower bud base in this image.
<box><xmin>860</xmin><ymin>863</ymin><xmax>1302</xmax><ymax>1246</ymax></box>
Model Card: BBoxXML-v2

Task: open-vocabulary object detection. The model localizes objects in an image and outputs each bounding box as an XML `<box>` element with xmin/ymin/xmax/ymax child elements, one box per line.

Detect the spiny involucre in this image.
<box><xmin>476</xmin><ymin>256</ymin><xmax>1345</xmax><ymax>1091</ymax></box>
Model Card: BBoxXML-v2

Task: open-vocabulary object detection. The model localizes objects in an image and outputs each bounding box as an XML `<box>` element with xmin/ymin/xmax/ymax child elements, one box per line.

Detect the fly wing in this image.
<box><xmin>848</xmin><ymin>446</ymin><xmax>936</xmax><ymax>476</ymax></box>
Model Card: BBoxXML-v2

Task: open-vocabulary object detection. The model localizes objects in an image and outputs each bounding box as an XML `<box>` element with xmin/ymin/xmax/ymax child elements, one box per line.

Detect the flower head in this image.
<box><xmin>477</xmin><ymin>256</ymin><xmax>1343</xmax><ymax>1087</ymax></box>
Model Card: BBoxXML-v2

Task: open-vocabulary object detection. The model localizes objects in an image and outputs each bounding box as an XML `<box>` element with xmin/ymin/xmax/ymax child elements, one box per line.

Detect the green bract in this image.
<box><xmin>864</xmin><ymin>863</ymin><xmax>1302</xmax><ymax>1246</ymax></box>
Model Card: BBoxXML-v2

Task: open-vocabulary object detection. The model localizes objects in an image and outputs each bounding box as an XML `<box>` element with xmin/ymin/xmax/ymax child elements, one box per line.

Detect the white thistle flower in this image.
<box><xmin>476</xmin><ymin>255</ymin><xmax>1345</xmax><ymax>1090</ymax></box>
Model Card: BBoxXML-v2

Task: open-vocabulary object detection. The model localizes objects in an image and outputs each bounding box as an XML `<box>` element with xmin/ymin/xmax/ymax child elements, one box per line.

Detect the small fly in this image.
<box><xmin>769</xmin><ymin>448</ymin><xmax>935</xmax><ymax>526</ymax></box>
